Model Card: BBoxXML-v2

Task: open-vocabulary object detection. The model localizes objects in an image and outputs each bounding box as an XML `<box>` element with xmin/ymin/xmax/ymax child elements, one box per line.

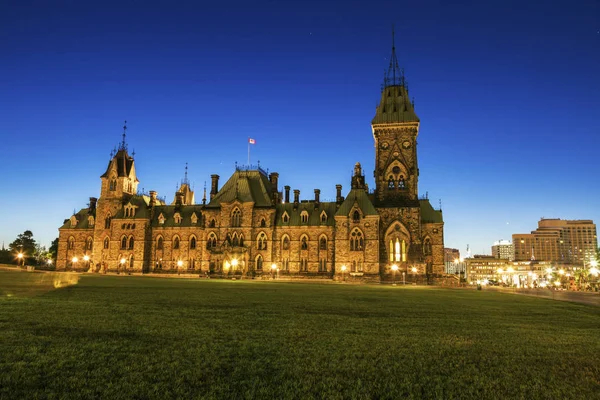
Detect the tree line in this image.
<box><xmin>0</xmin><ymin>230</ymin><xmax>58</xmax><ymax>268</ymax></box>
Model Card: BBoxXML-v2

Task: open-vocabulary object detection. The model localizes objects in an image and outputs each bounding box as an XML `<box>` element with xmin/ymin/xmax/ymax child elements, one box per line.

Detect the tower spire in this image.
<box><xmin>384</xmin><ymin>25</ymin><xmax>405</xmax><ymax>89</ymax></box>
<box><xmin>119</xmin><ymin>120</ymin><xmax>128</xmax><ymax>151</ymax></box>
<box><xmin>183</xmin><ymin>162</ymin><xmax>189</xmax><ymax>185</ymax></box>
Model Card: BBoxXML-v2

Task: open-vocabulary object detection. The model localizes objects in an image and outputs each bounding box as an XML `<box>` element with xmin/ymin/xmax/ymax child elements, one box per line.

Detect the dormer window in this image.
<box><xmin>300</xmin><ymin>211</ymin><xmax>309</xmax><ymax>224</ymax></box>
<box><xmin>174</xmin><ymin>212</ymin><xmax>182</xmax><ymax>224</ymax></box>
<box><xmin>70</xmin><ymin>215</ymin><xmax>78</xmax><ymax>228</ymax></box>
<box><xmin>352</xmin><ymin>210</ymin><xmax>360</xmax><ymax>223</ymax></box>
<box><xmin>158</xmin><ymin>213</ymin><xmax>165</xmax><ymax>225</ymax></box>
<box><xmin>320</xmin><ymin>211</ymin><xmax>327</xmax><ymax>224</ymax></box>
<box><xmin>282</xmin><ymin>212</ymin><xmax>290</xmax><ymax>224</ymax></box>
<box><xmin>88</xmin><ymin>216</ymin><xmax>94</xmax><ymax>227</ymax></box>
<box><xmin>124</xmin><ymin>204</ymin><xmax>136</xmax><ymax>218</ymax></box>
<box><xmin>191</xmin><ymin>212</ymin><xmax>198</xmax><ymax>225</ymax></box>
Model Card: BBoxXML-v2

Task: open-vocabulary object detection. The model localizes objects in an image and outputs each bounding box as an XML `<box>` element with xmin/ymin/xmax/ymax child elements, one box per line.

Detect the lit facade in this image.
<box><xmin>492</xmin><ymin>240</ymin><xmax>514</xmax><ymax>261</ymax></box>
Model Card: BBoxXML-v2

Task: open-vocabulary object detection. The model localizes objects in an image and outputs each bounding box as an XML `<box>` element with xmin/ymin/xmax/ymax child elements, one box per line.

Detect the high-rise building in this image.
<box><xmin>56</xmin><ymin>35</ymin><xmax>447</xmax><ymax>282</ymax></box>
<box><xmin>492</xmin><ymin>240</ymin><xmax>514</xmax><ymax>261</ymax></box>
<box><xmin>513</xmin><ymin>219</ymin><xmax>597</xmax><ymax>264</ymax></box>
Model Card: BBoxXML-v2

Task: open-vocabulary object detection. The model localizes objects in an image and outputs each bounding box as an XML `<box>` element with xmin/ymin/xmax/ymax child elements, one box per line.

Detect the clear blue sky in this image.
<box><xmin>1</xmin><ymin>0</ymin><xmax>599</xmax><ymax>255</ymax></box>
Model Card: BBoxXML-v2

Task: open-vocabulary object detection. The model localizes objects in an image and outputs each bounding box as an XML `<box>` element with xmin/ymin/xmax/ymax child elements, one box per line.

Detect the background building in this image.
<box><xmin>492</xmin><ymin>240</ymin><xmax>514</xmax><ymax>261</ymax></box>
<box><xmin>513</xmin><ymin>218</ymin><xmax>597</xmax><ymax>264</ymax></box>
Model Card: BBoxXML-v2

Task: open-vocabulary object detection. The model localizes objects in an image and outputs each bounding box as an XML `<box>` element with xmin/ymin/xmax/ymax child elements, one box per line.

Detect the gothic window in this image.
<box><xmin>158</xmin><ymin>213</ymin><xmax>165</xmax><ymax>225</ymax></box>
<box><xmin>173</xmin><ymin>236</ymin><xmax>180</xmax><ymax>250</ymax></box>
<box><xmin>157</xmin><ymin>237</ymin><xmax>164</xmax><ymax>250</ymax></box>
<box><xmin>232</xmin><ymin>233</ymin><xmax>239</xmax><ymax>247</ymax></box>
<box><xmin>257</xmin><ymin>232</ymin><xmax>267</xmax><ymax>250</ymax></box>
<box><xmin>300</xmin><ymin>258</ymin><xmax>308</xmax><ymax>272</ymax></box>
<box><xmin>207</xmin><ymin>233</ymin><xmax>217</xmax><ymax>249</ymax></box>
<box><xmin>190</xmin><ymin>236</ymin><xmax>197</xmax><ymax>250</ymax></box>
<box><xmin>351</xmin><ymin>260</ymin><xmax>357</xmax><ymax>272</ymax></box>
<box><xmin>256</xmin><ymin>255</ymin><xmax>263</xmax><ymax>270</ymax></box>
<box><xmin>239</xmin><ymin>235</ymin><xmax>244</xmax><ymax>247</ymax></box>
<box><xmin>399</xmin><ymin>176</ymin><xmax>406</xmax><ymax>189</ymax></box>
<box><xmin>260</xmin><ymin>218</ymin><xmax>266</xmax><ymax>227</ymax></box>
<box><xmin>103</xmin><ymin>237</ymin><xmax>109</xmax><ymax>249</ymax></box>
<box><xmin>390</xmin><ymin>238</ymin><xmax>407</xmax><ymax>262</ymax></box>
<box><xmin>318</xmin><ymin>259</ymin><xmax>326</xmax><ymax>272</ymax></box>
<box><xmin>319</xmin><ymin>237</ymin><xmax>327</xmax><ymax>250</ymax></box>
<box><xmin>282</xmin><ymin>212</ymin><xmax>289</xmax><ymax>223</ymax></box>
<box><xmin>132</xmin><ymin>223</ymin><xmax>135</xmax><ymax>229</ymax></box>
<box><xmin>282</xmin><ymin>235</ymin><xmax>290</xmax><ymax>250</ymax></box>
<box><xmin>109</xmin><ymin>179</ymin><xmax>116</xmax><ymax>191</ymax></box>
<box><xmin>231</xmin><ymin>208</ymin><xmax>241</xmax><ymax>227</ymax></box>
<box><xmin>121</xmin><ymin>236</ymin><xmax>127</xmax><ymax>250</ymax></box>
<box><xmin>301</xmin><ymin>235</ymin><xmax>308</xmax><ymax>250</ymax></box>
<box><xmin>104</xmin><ymin>214</ymin><xmax>112</xmax><ymax>229</ymax></box>
<box><xmin>358</xmin><ymin>261</ymin><xmax>363</xmax><ymax>272</ymax></box>
<box><xmin>350</xmin><ymin>229</ymin><xmax>364</xmax><ymax>251</ymax></box>
<box><xmin>86</xmin><ymin>237</ymin><xmax>93</xmax><ymax>250</ymax></box>
<box><xmin>88</xmin><ymin>216</ymin><xmax>95</xmax><ymax>227</ymax></box>
<box><xmin>423</xmin><ymin>238</ymin><xmax>432</xmax><ymax>255</ymax></box>
<box><xmin>352</xmin><ymin>210</ymin><xmax>360</xmax><ymax>223</ymax></box>
<box><xmin>209</xmin><ymin>219</ymin><xmax>216</xmax><ymax>228</ymax></box>
<box><xmin>301</xmin><ymin>211</ymin><xmax>309</xmax><ymax>224</ymax></box>
<box><xmin>174</xmin><ymin>213</ymin><xmax>181</xmax><ymax>224</ymax></box>
<box><xmin>68</xmin><ymin>237</ymin><xmax>75</xmax><ymax>250</ymax></box>
<box><xmin>320</xmin><ymin>211</ymin><xmax>327</xmax><ymax>224</ymax></box>
<box><xmin>128</xmin><ymin>236</ymin><xmax>134</xmax><ymax>250</ymax></box>
<box><xmin>388</xmin><ymin>176</ymin><xmax>394</xmax><ymax>189</ymax></box>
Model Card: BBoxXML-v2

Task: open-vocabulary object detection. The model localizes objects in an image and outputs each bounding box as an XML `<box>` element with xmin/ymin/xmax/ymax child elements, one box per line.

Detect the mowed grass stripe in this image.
<box><xmin>1</xmin><ymin>272</ymin><xmax>599</xmax><ymax>399</ymax></box>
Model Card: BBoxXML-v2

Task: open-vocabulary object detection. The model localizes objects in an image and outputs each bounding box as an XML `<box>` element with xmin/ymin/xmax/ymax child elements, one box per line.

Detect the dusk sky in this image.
<box><xmin>1</xmin><ymin>0</ymin><xmax>599</xmax><ymax>255</ymax></box>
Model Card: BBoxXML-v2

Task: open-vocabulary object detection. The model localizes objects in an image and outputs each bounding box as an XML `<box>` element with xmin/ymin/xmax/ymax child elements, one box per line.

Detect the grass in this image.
<box><xmin>1</xmin><ymin>271</ymin><xmax>599</xmax><ymax>399</ymax></box>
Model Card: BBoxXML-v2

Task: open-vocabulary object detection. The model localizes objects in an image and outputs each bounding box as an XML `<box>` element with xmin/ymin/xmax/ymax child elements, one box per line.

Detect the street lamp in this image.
<box><xmin>411</xmin><ymin>266</ymin><xmax>417</xmax><ymax>284</ymax></box>
<box><xmin>391</xmin><ymin>264</ymin><xmax>398</xmax><ymax>286</ymax></box>
<box><xmin>72</xmin><ymin>256</ymin><xmax>78</xmax><ymax>271</ymax></box>
<box><xmin>119</xmin><ymin>258</ymin><xmax>126</xmax><ymax>274</ymax></box>
<box><xmin>83</xmin><ymin>255</ymin><xmax>90</xmax><ymax>272</ymax></box>
<box><xmin>341</xmin><ymin>265</ymin><xmax>347</xmax><ymax>282</ymax></box>
<box><xmin>17</xmin><ymin>253</ymin><xmax>24</xmax><ymax>268</ymax></box>
<box><xmin>177</xmin><ymin>259</ymin><xmax>183</xmax><ymax>275</ymax></box>
<box><xmin>271</xmin><ymin>263</ymin><xmax>277</xmax><ymax>279</ymax></box>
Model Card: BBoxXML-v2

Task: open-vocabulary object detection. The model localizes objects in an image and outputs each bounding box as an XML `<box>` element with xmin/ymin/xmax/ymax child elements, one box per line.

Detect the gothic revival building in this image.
<box><xmin>57</xmin><ymin>41</ymin><xmax>445</xmax><ymax>281</ymax></box>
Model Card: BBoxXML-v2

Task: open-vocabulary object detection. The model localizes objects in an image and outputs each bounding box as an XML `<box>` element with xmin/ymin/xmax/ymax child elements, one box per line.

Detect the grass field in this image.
<box><xmin>1</xmin><ymin>271</ymin><xmax>599</xmax><ymax>399</ymax></box>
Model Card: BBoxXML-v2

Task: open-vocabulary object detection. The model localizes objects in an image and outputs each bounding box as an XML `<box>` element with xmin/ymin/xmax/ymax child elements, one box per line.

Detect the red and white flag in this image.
<box><xmin>248</xmin><ymin>138</ymin><xmax>256</xmax><ymax>144</ymax></box>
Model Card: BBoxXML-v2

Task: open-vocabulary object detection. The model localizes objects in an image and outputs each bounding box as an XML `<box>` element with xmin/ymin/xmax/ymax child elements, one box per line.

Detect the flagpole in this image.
<box><xmin>247</xmin><ymin>137</ymin><xmax>250</xmax><ymax>165</ymax></box>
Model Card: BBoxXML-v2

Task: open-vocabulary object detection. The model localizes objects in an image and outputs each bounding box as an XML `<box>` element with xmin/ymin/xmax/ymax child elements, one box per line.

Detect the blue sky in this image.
<box><xmin>1</xmin><ymin>0</ymin><xmax>599</xmax><ymax>255</ymax></box>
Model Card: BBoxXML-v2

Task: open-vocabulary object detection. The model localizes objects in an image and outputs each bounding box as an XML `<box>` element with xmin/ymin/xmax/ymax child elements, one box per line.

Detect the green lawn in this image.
<box><xmin>1</xmin><ymin>271</ymin><xmax>599</xmax><ymax>399</ymax></box>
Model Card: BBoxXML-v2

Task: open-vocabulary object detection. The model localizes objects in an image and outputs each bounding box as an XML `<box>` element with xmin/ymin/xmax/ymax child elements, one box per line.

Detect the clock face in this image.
<box><xmin>380</xmin><ymin>142</ymin><xmax>389</xmax><ymax>150</ymax></box>
<box><xmin>402</xmin><ymin>140</ymin><xmax>411</xmax><ymax>149</ymax></box>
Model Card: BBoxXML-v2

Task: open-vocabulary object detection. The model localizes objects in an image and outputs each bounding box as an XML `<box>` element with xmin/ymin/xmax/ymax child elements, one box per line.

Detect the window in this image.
<box><xmin>352</xmin><ymin>210</ymin><xmax>360</xmax><ymax>223</ymax></box>
<box><xmin>88</xmin><ymin>216</ymin><xmax>95</xmax><ymax>227</ymax></box>
<box><xmin>190</xmin><ymin>237</ymin><xmax>197</xmax><ymax>250</ymax></box>
<box><xmin>121</xmin><ymin>236</ymin><xmax>127</xmax><ymax>250</ymax></box>
<box><xmin>256</xmin><ymin>255</ymin><xmax>263</xmax><ymax>270</ymax></box>
<box><xmin>398</xmin><ymin>176</ymin><xmax>406</xmax><ymax>189</ymax></box>
<box><xmin>301</xmin><ymin>235</ymin><xmax>308</xmax><ymax>250</ymax></box>
<box><xmin>282</xmin><ymin>212</ymin><xmax>289</xmax><ymax>223</ymax></box>
<box><xmin>300</xmin><ymin>258</ymin><xmax>308</xmax><ymax>271</ymax></box>
<box><xmin>260</xmin><ymin>218</ymin><xmax>266</xmax><ymax>227</ymax></box>
<box><xmin>423</xmin><ymin>238</ymin><xmax>432</xmax><ymax>255</ymax></box>
<box><xmin>157</xmin><ymin>237</ymin><xmax>164</xmax><ymax>250</ymax></box>
<box><xmin>318</xmin><ymin>259</ymin><xmax>327</xmax><ymax>272</ymax></box>
<box><xmin>207</xmin><ymin>233</ymin><xmax>217</xmax><ymax>249</ymax></box>
<box><xmin>257</xmin><ymin>232</ymin><xmax>267</xmax><ymax>250</ymax></box>
<box><xmin>86</xmin><ymin>237</ymin><xmax>93</xmax><ymax>250</ymax></box>
<box><xmin>232</xmin><ymin>233</ymin><xmax>239</xmax><ymax>247</ymax></box>
<box><xmin>301</xmin><ymin>211</ymin><xmax>308</xmax><ymax>224</ymax></box>
<box><xmin>231</xmin><ymin>208</ymin><xmax>241</xmax><ymax>227</ymax></box>
<box><xmin>104</xmin><ymin>215</ymin><xmax>112</xmax><ymax>229</ymax></box>
<box><xmin>351</xmin><ymin>260</ymin><xmax>356</xmax><ymax>272</ymax></box>
<box><xmin>388</xmin><ymin>177</ymin><xmax>394</xmax><ymax>189</ymax></box>
<box><xmin>282</xmin><ymin>236</ymin><xmax>290</xmax><ymax>250</ymax></box>
<box><xmin>350</xmin><ymin>229</ymin><xmax>364</xmax><ymax>251</ymax></box>
<box><xmin>390</xmin><ymin>238</ymin><xmax>407</xmax><ymax>262</ymax></box>
<box><xmin>128</xmin><ymin>237</ymin><xmax>134</xmax><ymax>250</ymax></box>
<box><xmin>158</xmin><ymin>213</ymin><xmax>165</xmax><ymax>225</ymax></box>
<box><xmin>109</xmin><ymin>179</ymin><xmax>116</xmax><ymax>191</ymax></box>
<box><xmin>320</xmin><ymin>237</ymin><xmax>327</xmax><ymax>250</ymax></box>
<box><xmin>68</xmin><ymin>237</ymin><xmax>75</xmax><ymax>250</ymax></box>
<box><xmin>282</xmin><ymin>258</ymin><xmax>289</xmax><ymax>271</ymax></box>
<box><xmin>174</xmin><ymin>213</ymin><xmax>181</xmax><ymax>224</ymax></box>
<box><xmin>173</xmin><ymin>237</ymin><xmax>180</xmax><ymax>250</ymax></box>
<box><xmin>209</xmin><ymin>219</ymin><xmax>216</xmax><ymax>228</ymax></box>
<box><xmin>320</xmin><ymin>212</ymin><xmax>327</xmax><ymax>224</ymax></box>
<box><xmin>103</xmin><ymin>237</ymin><xmax>109</xmax><ymax>249</ymax></box>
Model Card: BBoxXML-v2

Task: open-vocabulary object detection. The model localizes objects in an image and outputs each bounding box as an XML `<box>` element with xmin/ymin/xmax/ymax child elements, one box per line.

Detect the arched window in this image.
<box><xmin>260</xmin><ymin>218</ymin><xmax>266</xmax><ymax>227</ymax></box>
<box><xmin>301</xmin><ymin>235</ymin><xmax>308</xmax><ymax>250</ymax></box>
<box><xmin>104</xmin><ymin>214</ymin><xmax>112</xmax><ymax>229</ymax></box>
<box><xmin>256</xmin><ymin>255</ymin><xmax>263</xmax><ymax>270</ymax></box>
<box><xmin>121</xmin><ymin>236</ymin><xmax>127</xmax><ymax>250</ymax></box>
<box><xmin>282</xmin><ymin>213</ymin><xmax>289</xmax><ymax>223</ymax></box>
<box><xmin>320</xmin><ymin>212</ymin><xmax>327</xmax><ymax>224</ymax></box>
<box><xmin>350</xmin><ymin>229</ymin><xmax>364</xmax><ymax>251</ymax></box>
<box><xmin>231</xmin><ymin>208</ymin><xmax>241</xmax><ymax>227</ymax></box>
<box><xmin>399</xmin><ymin>176</ymin><xmax>406</xmax><ymax>189</ymax></box>
<box><xmin>301</xmin><ymin>211</ymin><xmax>309</xmax><ymax>224</ymax></box>
<box><xmin>173</xmin><ymin>236</ymin><xmax>180</xmax><ymax>250</ymax></box>
<box><xmin>157</xmin><ymin>237</ymin><xmax>164</xmax><ymax>250</ymax></box>
<box><xmin>232</xmin><ymin>233</ymin><xmax>239</xmax><ymax>247</ymax></box>
<box><xmin>86</xmin><ymin>237</ymin><xmax>93</xmax><ymax>250</ymax></box>
<box><xmin>257</xmin><ymin>233</ymin><xmax>267</xmax><ymax>250</ymax></box>
<box><xmin>319</xmin><ymin>237</ymin><xmax>327</xmax><ymax>250</ymax></box>
<box><xmin>282</xmin><ymin>236</ymin><xmax>290</xmax><ymax>250</ymax></box>
<box><xmin>190</xmin><ymin>237</ymin><xmax>197</xmax><ymax>250</ymax></box>
<box><xmin>239</xmin><ymin>235</ymin><xmax>244</xmax><ymax>247</ymax></box>
<box><xmin>209</xmin><ymin>219</ymin><xmax>216</xmax><ymax>228</ymax></box>
<box><xmin>207</xmin><ymin>233</ymin><xmax>217</xmax><ymax>249</ymax></box>
<box><xmin>352</xmin><ymin>210</ymin><xmax>360</xmax><ymax>223</ymax></box>
<box><xmin>128</xmin><ymin>237</ymin><xmax>134</xmax><ymax>250</ymax></box>
<box><xmin>388</xmin><ymin>176</ymin><xmax>394</xmax><ymax>189</ymax></box>
<box><xmin>68</xmin><ymin>237</ymin><xmax>75</xmax><ymax>250</ymax></box>
<box><xmin>109</xmin><ymin>179</ymin><xmax>116</xmax><ymax>191</ymax></box>
<box><xmin>423</xmin><ymin>238</ymin><xmax>432</xmax><ymax>255</ymax></box>
<box><xmin>390</xmin><ymin>238</ymin><xmax>407</xmax><ymax>262</ymax></box>
<box><xmin>103</xmin><ymin>237</ymin><xmax>109</xmax><ymax>249</ymax></box>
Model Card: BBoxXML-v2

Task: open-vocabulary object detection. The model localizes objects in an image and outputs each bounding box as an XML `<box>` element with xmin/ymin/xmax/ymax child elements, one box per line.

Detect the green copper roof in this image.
<box><xmin>275</xmin><ymin>202</ymin><xmax>337</xmax><ymax>227</ymax></box>
<box><xmin>419</xmin><ymin>199</ymin><xmax>443</xmax><ymax>223</ymax></box>
<box><xmin>207</xmin><ymin>169</ymin><xmax>273</xmax><ymax>208</ymax></box>
<box><xmin>59</xmin><ymin>208</ymin><xmax>94</xmax><ymax>230</ymax></box>
<box><xmin>150</xmin><ymin>204</ymin><xmax>204</xmax><ymax>228</ymax></box>
<box><xmin>335</xmin><ymin>189</ymin><xmax>378</xmax><ymax>217</ymax></box>
<box><xmin>372</xmin><ymin>85</ymin><xmax>419</xmax><ymax>124</ymax></box>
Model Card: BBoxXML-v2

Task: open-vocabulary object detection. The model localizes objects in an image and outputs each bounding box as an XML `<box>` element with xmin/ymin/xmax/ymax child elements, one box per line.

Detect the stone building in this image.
<box><xmin>57</xmin><ymin>40</ymin><xmax>445</xmax><ymax>282</ymax></box>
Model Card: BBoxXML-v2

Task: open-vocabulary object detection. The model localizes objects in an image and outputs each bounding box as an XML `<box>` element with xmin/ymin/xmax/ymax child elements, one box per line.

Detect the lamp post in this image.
<box><xmin>72</xmin><ymin>257</ymin><xmax>78</xmax><ymax>272</ymax></box>
<box><xmin>271</xmin><ymin>263</ymin><xmax>277</xmax><ymax>280</ymax></box>
<box><xmin>119</xmin><ymin>258</ymin><xmax>125</xmax><ymax>274</ymax></box>
<box><xmin>341</xmin><ymin>265</ymin><xmax>347</xmax><ymax>282</ymax></box>
<box><xmin>83</xmin><ymin>255</ymin><xmax>90</xmax><ymax>272</ymax></box>
<box><xmin>177</xmin><ymin>259</ymin><xmax>183</xmax><ymax>275</ymax></box>
<box><xmin>402</xmin><ymin>271</ymin><xmax>406</xmax><ymax>285</ymax></box>
<box><xmin>411</xmin><ymin>266</ymin><xmax>417</xmax><ymax>284</ymax></box>
<box><xmin>391</xmin><ymin>264</ymin><xmax>398</xmax><ymax>286</ymax></box>
<box><xmin>17</xmin><ymin>253</ymin><xmax>24</xmax><ymax>268</ymax></box>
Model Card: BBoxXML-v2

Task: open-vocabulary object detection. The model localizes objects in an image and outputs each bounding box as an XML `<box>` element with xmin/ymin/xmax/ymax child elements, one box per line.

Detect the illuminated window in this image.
<box><xmin>128</xmin><ymin>237</ymin><xmax>134</xmax><ymax>250</ymax></box>
<box><xmin>301</xmin><ymin>235</ymin><xmax>308</xmax><ymax>250</ymax></box>
<box><xmin>320</xmin><ymin>237</ymin><xmax>327</xmax><ymax>250</ymax></box>
<box><xmin>121</xmin><ymin>236</ymin><xmax>127</xmax><ymax>250</ymax></box>
<box><xmin>173</xmin><ymin>237</ymin><xmax>180</xmax><ymax>250</ymax></box>
<box><xmin>157</xmin><ymin>237</ymin><xmax>163</xmax><ymax>250</ymax></box>
<box><xmin>190</xmin><ymin>236</ymin><xmax>196</xmax><ymax>249</ymax></box>
<box><xmin>352</xmin><ymin>210</ymin><xmax>360</xmax><ymax>223</ymax></box>
<box><xmin>257</xmin><ymin>232</ymin><xmax>267</xmax><ymax>250</ymax></box>
<box><xmin>350</xmin><ymin>229</ymin><xmax>364</xmax><ymax>251</ymax></box>
<box><xmin>231</xmin><ymin>208</ymin><xmax>241</xmax><ymax>227</ymax></box>
<box><xmin>282</xmin><ymin>235</ymin><xmax>290</xmax><ymax>250</ymax></box>
<box><xmin>103</xmin><ymin>237</ymin><xmax>109</xmax><ymax>249</ymax></box>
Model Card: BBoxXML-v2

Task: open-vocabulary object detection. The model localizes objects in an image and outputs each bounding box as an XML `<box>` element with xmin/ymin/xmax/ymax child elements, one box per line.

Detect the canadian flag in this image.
<box><xmin>248</xmin><ymin>138</ymin><xmax>256</xmax><ymax>144</ymax></box>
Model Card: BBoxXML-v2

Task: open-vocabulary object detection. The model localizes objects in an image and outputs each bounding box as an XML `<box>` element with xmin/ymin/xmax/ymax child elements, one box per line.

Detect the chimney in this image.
<box><xmin>293</xmin><ymin>189</ymin><xmax>300</xmax><ymax>207</ymax></box>
<box><xmin>269</xmin><ymin>172</ymin><xmax>279</xmax><ymax>191</ymax></box>
<box><xmin>210</xmin><ymin>174</ymin><xmax>219</xmax><ymax>200</ymax></box>
<box><xmin>89</xmin><ymin>197</ymin><xmax>97</xmax><ymax>213</ymax></box>
<box><xmin>175</xmin><ymin>191</ymin><xmax>184</xmax><ymax>206</ymax></box>
<box><xmin>284</xmin><ymin>185</ymin><xmax>290</xmax><ymax>203</ymax></box>
<box><xmin>336</xmin><ymin>184</ymin><xmax>343</xmax><ymax>203</ymax></box>
<box><xmin>149</xmin><ymin>191</ymin><xmax>157</xmax><ymax>207</ymax></box>
<box><xmin>314</xmin><ymin>189</ymin><xmax>320</xmax><ymax>206</ymax></box>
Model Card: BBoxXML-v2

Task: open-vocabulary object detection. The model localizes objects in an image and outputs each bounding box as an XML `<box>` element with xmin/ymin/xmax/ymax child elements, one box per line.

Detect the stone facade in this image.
<box><xmin>57</xmin><ymin>48</ymin><xmax>446</xmax><ymax>282</ymax></box>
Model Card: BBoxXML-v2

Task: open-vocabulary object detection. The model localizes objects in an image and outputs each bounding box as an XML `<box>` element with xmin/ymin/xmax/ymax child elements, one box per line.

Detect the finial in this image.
<box><xmin>184</xmin><ymin>162</ymin><xmax>189</xmax><ymax>185</ymax></box>
<box><xmin>132</xmin><ymin>149</ymin><xmax>135</xmax><ymax>158</ymax></box>
<box><xmin>384</xmin><ymin>25</ymin><xmax>404</xmax><ymax>89</ymax></box>
<box><xmin>439</xmin><ymin>199</ymin><xmax>442</xmax><ymax>210</ymax></box>
<box><xmin>120</xmin><ymin>120</ymin><xmax>128</xmax><ymax>151</ymax></box>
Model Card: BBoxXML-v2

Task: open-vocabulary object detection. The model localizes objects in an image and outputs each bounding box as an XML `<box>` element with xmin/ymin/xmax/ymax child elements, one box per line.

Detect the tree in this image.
<box><xmin>49</xmin><ymin>238</ymin><xmax>59</xmax><ymax>265</ymax></box>
<box><xmin>9</xmin><ymin>230</ymin><xmax>37</xmax><ymax>264</ymax></box>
